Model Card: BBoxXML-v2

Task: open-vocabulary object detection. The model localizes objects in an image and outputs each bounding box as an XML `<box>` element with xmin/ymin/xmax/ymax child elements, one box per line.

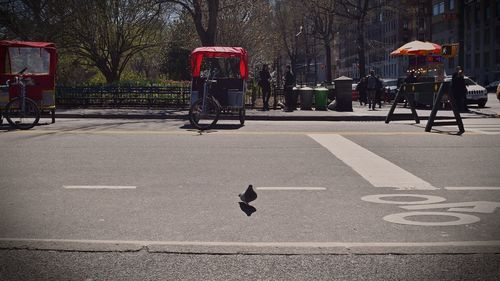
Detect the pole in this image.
<box><xmin>457</xmin><ymin>0</ymin><xmax>465</xmax><ymax>67</ymax></box>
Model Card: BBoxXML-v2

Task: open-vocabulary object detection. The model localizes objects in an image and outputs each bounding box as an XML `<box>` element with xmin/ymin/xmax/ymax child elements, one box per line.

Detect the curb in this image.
<box><xmin>53</xmin><ymin>113</ymin><xmax>387</xmax><ymax>122</ymax></box>
<box><xmin>52</xmin><ymin>112</ymin><xmax>488</xmax><ymax>122</ymax></box>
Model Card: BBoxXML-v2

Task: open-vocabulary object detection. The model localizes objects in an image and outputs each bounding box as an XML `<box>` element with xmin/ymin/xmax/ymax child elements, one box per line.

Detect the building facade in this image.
<box><xmin>336</xmin><ymin>0</ymin><xmax>432</xmax><ymax>80</ymax></box>
<box><xmin>432</xmin><ymin>0</ymin><xmax>500</xmax><ymax>84</ymax></box>
<box><xmin>335</xmin><ymin>0</ymin><xmax>500</xmax><ymax>84</ymax></box>
<box><xmin>462</xmin><ymin>0</ymin><xmax>500</xmax><ymax>84</ymax></box>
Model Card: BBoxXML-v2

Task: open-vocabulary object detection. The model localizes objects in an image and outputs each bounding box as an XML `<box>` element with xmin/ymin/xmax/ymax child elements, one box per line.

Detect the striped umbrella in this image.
<box><xmin>390</xmin><ymin>40</ymin><xmax>442</xmax><ymax>56</ymax></box>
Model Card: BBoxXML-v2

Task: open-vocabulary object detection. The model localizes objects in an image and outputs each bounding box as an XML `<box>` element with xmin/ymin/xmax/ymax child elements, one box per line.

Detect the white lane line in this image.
<box><xmin>309</xmin><ymin>134</ymin><xmax>437</xmax><ymax>190</ymax></box>
<box><xmin>445</xmin><ymin>186</ymin><xmax>500</xmax><ymax>190</ymax></box>
<box><xmin>1</xmin><ymin>238</ymin><xmax>500</xmax><ymax>249</ymax></box>
<box><xmin>63</xmin><ymin>185</ymin><xmax>137</xmax><ymax>190</ymax></box>
<box><xmin>256</xmin><ymin>187</ymin><xmax>326</xmax><ymax>191</ymax></box>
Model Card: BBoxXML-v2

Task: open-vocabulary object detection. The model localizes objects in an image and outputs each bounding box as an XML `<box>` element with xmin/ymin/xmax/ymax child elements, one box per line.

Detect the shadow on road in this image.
<box><xmin>238</xmin><ymin>202</ymin><xmax>257</xmax><ymax>216</ymax></box>
<box><xmin>180</xmin><ymin>123</ymin><xmax>244</xmax><ymax>131</ymax></box>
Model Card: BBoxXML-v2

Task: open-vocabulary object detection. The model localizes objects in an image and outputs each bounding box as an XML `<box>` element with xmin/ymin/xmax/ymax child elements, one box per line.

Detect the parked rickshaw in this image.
<box><xmin>189</xmin><ymin>47</ymin><xmax>248</xmax><ymax>130</ymax></box>
<box><xmin>0</xmin><ymin>40</ymin><xmax>57</xmax><ymax>129</ymax></box>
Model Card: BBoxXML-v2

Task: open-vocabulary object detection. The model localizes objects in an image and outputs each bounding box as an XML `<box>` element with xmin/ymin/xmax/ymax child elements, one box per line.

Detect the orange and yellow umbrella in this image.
<box><xmin>390</xmin><ymin>40</ymin><xmax>442</xmax><ymax>56</ymax></box>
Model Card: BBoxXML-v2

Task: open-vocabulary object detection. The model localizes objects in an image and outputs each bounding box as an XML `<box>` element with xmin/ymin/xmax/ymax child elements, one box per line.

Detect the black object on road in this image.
<box><xmin>238</xmin><ymin>202</ymin><xmax>257</xmax><ymax>216</ymax></box>
<box><xmin>239</xmin><ymin>184</ymin><xmax>257</xmax><ymax>204</ymax></box>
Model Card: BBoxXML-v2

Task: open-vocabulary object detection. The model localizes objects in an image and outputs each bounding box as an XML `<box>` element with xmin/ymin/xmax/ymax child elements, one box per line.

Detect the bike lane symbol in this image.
<box><xmin>361</xmin><ymin>194</ymin><xmax>500</xmax><ymax>226</ymax></box>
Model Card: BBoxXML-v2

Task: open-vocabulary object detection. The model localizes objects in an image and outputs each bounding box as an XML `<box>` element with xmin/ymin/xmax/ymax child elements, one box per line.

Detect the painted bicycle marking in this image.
<box><xmin>361</xmin><ymin>194</ymin><xmax>500</xmax><ymax>226</ymax></box>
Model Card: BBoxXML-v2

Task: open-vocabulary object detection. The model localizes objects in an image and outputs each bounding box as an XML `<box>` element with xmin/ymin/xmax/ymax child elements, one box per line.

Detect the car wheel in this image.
<box><xmin>477</xmin><ymin>99</ymin><xmax>487</xmax><ymax>108</ymax></box>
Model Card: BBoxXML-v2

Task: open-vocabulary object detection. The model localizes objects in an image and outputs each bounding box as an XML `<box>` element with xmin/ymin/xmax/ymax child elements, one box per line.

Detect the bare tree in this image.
<box><xmin>217</xmin><ymin>1</ymin><xmax>275</xmax><ymax>63</ymax></box>
<box><xmin>63</xmin><ymin>0</ymin><xmax>165</xmax><ymax>83</ymax></box>
<box><xmin>274</xmin><ymin>0</ymin><xmax>304</xmax><ymax>76</ymax></box>
<box><xmin>334</xmin><ymin>0</ymin><xmax>385</xmax><ymax>78</ymax></box>
<box><xmin>303</xmin><ymin>0</ymin><xmax>338</xmax><ymax>82</ymax></box>
<box><xmin>0</xmin><ymin>0</ymin><xmax>69</xmax><ymax>41</ymax></box>
<box><xmin>159</xmin><ymin>0</ymin><xmax>219</xmax><ymax>46</ymax></box>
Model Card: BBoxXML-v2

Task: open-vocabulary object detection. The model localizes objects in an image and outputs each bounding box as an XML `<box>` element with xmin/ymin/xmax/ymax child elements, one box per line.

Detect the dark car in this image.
<box><xmin>485</xmin><ymin>81</ymin><xmax>500</xmax><ymax>93</ymax></box>
<box><xmin>382</xmin><ymin>78</ymin><xmax>398</xmax><ymax>102</ymax></box>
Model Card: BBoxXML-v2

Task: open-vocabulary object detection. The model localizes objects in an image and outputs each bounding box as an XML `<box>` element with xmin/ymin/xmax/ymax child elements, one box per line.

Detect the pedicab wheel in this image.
<box><xmin>239</xmin><ymin>108</ymin><xmax>245</xmax><ymax>125</ymax></box>
<box><xmin>189</xmin><ymin>97</ymin><xmax>220</xmax><ymax>130</ymax></box>
<box><xmin>5</xmin><ymin>97</ymin><xmax>40</xmax><ymax>130</ymax></box>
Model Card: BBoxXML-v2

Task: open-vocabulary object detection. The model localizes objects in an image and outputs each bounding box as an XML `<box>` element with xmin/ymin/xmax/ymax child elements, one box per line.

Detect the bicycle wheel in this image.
<box><xmin>189</xmin><ymin>97</ymin><xmax>220</xmax><ymax>130</ymax></box>
<box><xmin>5</xmin><ymin>97</ymin><xmax>40</xmax><ymax>130</ymax></box>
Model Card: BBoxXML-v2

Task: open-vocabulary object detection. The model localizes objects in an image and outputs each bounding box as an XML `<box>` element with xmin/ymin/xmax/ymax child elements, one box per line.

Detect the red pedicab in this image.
<box><xmin>0</xmin><ymin>40</ymin><xmax>57</xmax><ymax>129</ymax></box>
<box><xmin>189</xmin><ymin>47</ymin><xmax>248</xmax><ymax>130</ymax></box>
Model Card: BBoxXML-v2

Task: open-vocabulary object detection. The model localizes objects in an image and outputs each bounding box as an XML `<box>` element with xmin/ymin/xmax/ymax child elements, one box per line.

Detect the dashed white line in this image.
<box><xmin>63</xmin><ymin>185</ymin><xmax>137</xmax><ymax>190</ymax></box>
<box><xmin>256</xmin><ymin>187</ymin><xmax>326</xmax><ymax>191</ymax></box>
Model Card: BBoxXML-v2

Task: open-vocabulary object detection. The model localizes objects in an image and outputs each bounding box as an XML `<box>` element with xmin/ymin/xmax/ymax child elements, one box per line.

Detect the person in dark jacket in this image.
<box><xmin>356</xmin><ymin>77</ymin><xmax>367</xmax><ymax>106</ymax></box>
<box><xmin>259</xmin><ymin>64</ymin><xmax>271</xmax><ymax>111</ymax></box>
<box><xmin>283</xmin><ymin>65</ymin><xmax>296</xmax><ymax>111</ymax></box>
<box><xmin>451</xmin><ymin>66</ymin><xmax>468</xmax><ymax>112</ymax></box>
<box><xmin>366</xmin><ymin>70</ymin><xmax>381</xmax><ymax>110</ymax></box>
<box><xmin>375</xmin><ymin>75</ymin><xmax>383</xmax><ymax>108</ymax></box>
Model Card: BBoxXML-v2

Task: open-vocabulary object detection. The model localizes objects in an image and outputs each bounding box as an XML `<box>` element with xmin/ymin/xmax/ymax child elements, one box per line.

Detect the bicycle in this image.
<box><xmin>188</xmin><ymin>70</ymin><xmax>221</xmax><ymax>130</ymax></box>
<box><xmin>3</xmin><ymin>67</ymin><xmax>40</xmax><ymax>130</ymax></box>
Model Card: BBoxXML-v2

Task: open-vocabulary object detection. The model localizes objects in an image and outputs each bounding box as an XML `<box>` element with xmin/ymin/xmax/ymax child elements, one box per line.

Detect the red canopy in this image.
<box><xmin>191</xmin><ymin>47</ymin><xmax>248</xmax><ymax>80</ymax></box>
<box><xmin>0</xmin><ymin>40</ymin><xmax>56</xmax><ymax>49</ymax></box>
<box><xmin>0</xmin><ymin>40</ymin><xmax>58</xmax><ymax>102</ymax></box>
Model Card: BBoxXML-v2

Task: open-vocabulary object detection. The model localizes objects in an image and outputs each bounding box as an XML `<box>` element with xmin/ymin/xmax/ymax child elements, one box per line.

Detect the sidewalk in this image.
<box><xmin>53</xmin><ymin>95</ymin><xmax>500</xmax><ymax>122</ymax></box>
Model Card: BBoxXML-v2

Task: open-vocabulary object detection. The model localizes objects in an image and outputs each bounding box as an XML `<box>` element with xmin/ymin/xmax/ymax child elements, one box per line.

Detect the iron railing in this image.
<box><xmin>55</xmin><ymin>84</ymin><xmax>286</xmax><ymax>109</ymax></box>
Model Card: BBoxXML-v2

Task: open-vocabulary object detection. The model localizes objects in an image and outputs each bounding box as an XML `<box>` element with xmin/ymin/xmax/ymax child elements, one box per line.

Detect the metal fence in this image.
<box><xmin>55</xmin><ymin>86</ymin><xmax>191</xmax><ymax>108</ymax></box>
<box><xmin>55</xmin><ymin>85</ymin><xmax>286</xmax><ymax>109</ymax></box>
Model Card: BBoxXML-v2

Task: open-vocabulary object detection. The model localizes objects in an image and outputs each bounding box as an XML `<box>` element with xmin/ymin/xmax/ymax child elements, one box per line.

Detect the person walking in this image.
<box><xmin>375</xmin><ymin>75</ymin><xmax>383</xmax><ymax>108</ymax></box>
<box><xmin>366</xmin><ymin>70</ymin><xmax>380</xmax><ymax>110</ymax></box>
<box><xmin>283</xmin><ymin>65</ymin><xmax>296</xmax><ymax>112</ymax></box>
<box><xmin>451</xmin><ymin>66</ymin><xmax>468</xmax><ymax>112</ymax></box>
<box><xmin>259</xmin><ymin>64</ymin><xmax>271</xmax><ymax>111</ymax></box>
<box><xmin>356</xmin><ymin>77</ymin><xmax>367</xmax><ymax>106</ymax></box>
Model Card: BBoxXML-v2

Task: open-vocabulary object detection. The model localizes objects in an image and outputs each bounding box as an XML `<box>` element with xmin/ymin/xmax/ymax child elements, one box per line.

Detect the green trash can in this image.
<box><xmin>314</xmin><ymin>87</ymin><xmax>328</xmax><ymax>110</ymax></box>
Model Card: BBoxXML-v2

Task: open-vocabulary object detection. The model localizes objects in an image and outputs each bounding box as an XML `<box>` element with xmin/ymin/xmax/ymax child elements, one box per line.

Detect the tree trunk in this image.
<box><xmin>324</xmin><ymin>40</ymin><xmax>332</xmax><ymax>82</ymax></box>
<box><xmin>291</xmin><ymin>56</ymin><xmax>298</xmax><ymax>78</ymax></box>
<box><xmin>205</xmin><ymin>0</ymin><xmax>219</xmax><ymax>46</ymax></box>
<box><xmin>193</xmin><ymin>0</ymin><xmax>219</xmax><ymax>46</ymax></box>
<box><xmin>357</xmin><ymin>19</ymin><xmax>366</xmax><ymax>79</ymax></box>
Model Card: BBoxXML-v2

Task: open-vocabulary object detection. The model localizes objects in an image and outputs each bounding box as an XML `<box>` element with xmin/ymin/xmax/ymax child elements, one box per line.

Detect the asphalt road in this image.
<box><xmin>1</xmin><ymin>117</ymin><xmax>499</xmax><ymax>280</ymax></box>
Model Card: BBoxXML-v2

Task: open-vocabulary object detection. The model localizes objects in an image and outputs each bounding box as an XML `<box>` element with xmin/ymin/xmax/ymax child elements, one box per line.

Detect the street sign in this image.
<box><xmin>442</xmin><ymin>44</ymin><xmax>458</xmax><ymax>58</ymax></box>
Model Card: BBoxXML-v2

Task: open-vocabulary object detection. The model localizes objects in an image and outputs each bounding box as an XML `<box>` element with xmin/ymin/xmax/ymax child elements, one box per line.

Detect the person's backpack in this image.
<box><xmin>367</xmin><ymin>75</ymin><xmax>377</xmax><ymax>90</ymax></box>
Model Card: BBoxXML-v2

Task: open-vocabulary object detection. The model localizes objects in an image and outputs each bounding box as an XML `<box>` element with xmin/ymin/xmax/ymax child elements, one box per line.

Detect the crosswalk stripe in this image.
<box><xmin>309</xmin><ymin>134</ymin><xmax>437</xmax><ymax>190</ymax></box>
